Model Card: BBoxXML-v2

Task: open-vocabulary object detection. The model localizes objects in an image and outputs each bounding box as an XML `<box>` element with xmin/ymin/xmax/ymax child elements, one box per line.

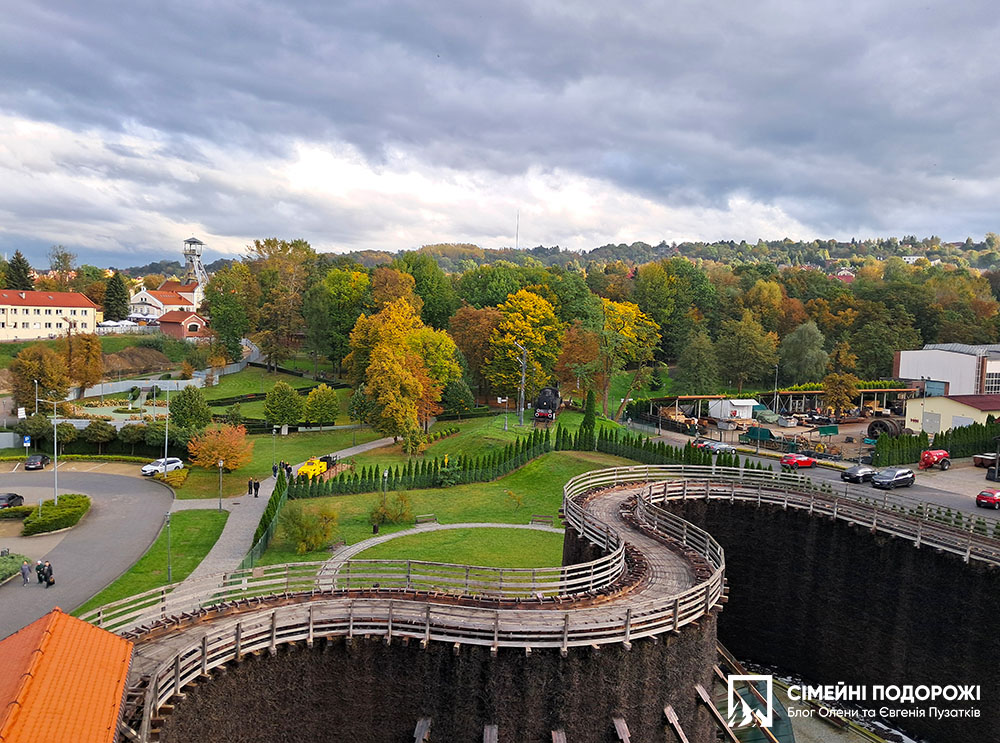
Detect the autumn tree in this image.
<box><xmin>779</xmin><ymin>321</ymin><xmax>828</xmax><ymax>383</ymax></box>
<box><xmin>394</xmin><ymin>251</ymin><xmax>458</xmax><ymax>329</ymax></box>
<box><xmin>67</xmin><ymin>333</ymin><xmax>104</xmax><ymax>393</ymax></box>
<box><xmin>9</xmin><ymin>345</ymin><xmax>70</xmax><ymax>408</ymax></box>
<box><xmin>81</xmin><ymin>419</ymin><xmax>116</xmax><ymax>454</ymax></box>
<box><xmin>631</xmin><ymin>262</ymin><xmax>677</xmax><ymax>357</ymax></box>
<box><xmin>441</xmin><ymin>379</ymin><xmax>475</xmax><ymax>417</ymax></box>
<box><xmin>448</xmin><ymin>304</ymin><xmax>502</xmax><ymax>394</ymax></box>
<box><xmin>554</xmin><ymin>320</ymin><xmax>601</xmax><ymax>395</ymax></box>
<box><xmin>371</xmin><ymin>267</ymin><xmax>422</xmax><ymax>314</ymax></box>
<box><xmin>363</xmin><ymin>345</ymin><xmax>422</xmax><ymax>444</ymax></box>
<box><xmin>280</xmin><ymin>502</ymin><xmax>338</xmax><ymax>554</ymax></box>
<box><xmin>303</xmin><ymin>383</ymin><xmax>340</xmax><ymax>430</ymax></box>
<box><xmin>264</xmin><ymin>381</ymin><xmax>305</xmax><ymax>427</ymax></box>
<box><xmin>413</xmin><ymin>363</ymin><xmax>443</xmax><ymax>434</ymax></box>
<box><xmin>673</xmin><ymin>331</ymin><xmax>720</xmax><ymax>394</ymax></box>
<box><xmin>715</xmin><ymin>310</ymin><xmax>779</xmax><ymax>393</ymax></box>
<box><xmin>47</xmin><ymin>245</ymin><xmax>76</xmax><ymax>290</ymax></box>
<box><xmin>246</xmin><ymin>238</ymin><xmax>312</xmax><ymax>369</ymax></box>
<box><xmin>822</xmin><ymin>341</ymin><xmax>860</xmax><ymax>416</ymax></box>
<box><xmin>188</xmin><ymin>424</ymin><xmax>254</xmax><ymax>471</ymax></box>
<box><xmin>482</xmin><ymin>290</ymin><xmax>564</xmax><ymax>400</ymax></box>
<box><xmin>597</xmin><ymin>299</ymin><xmax>660</xmax><ymax>418</ymax></box>
<box><xmin>6</xmin><ymin>250</ymin><xmax>33</xmax><ymax>290</ymax></box>
<box><xmin>302</xmin><ymin>267</ymin><xmax>369</xmax><ymax>374</ymax></box>
<box><xmin>169</xmin><ymin>386</ymin><xmax>213</xmax><ymax>430</ymax></box>
<box><xmin>103</xmin><ymin>272</ymin><xmax>130</xmax><ymax>321</ymax></box>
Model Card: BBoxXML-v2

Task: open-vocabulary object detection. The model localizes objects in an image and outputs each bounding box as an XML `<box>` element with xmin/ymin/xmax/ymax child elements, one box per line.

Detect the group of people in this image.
<box><xmin>274</xmin><ymin>461</ymin><xmax>294</xmax><ymax>480</ymax></box>
<box><xmin>246</xmin><ymin>477</ymin><xmax>261</xmax><ymax>498</ymax></box>
<box><xmin>20</xmin><ymin>560</ymin><xmax>53</xmax><ymax>588</ymax></box>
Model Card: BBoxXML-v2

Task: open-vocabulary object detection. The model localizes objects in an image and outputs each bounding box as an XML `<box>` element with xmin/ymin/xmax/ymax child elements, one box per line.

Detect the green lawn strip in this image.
<box><xmin>349</xmin><ymin>410</ymin><xmax>624</xmax><ymax>470</ymax></box>
<box><xmin>222</xmin><ymin>387</ymin><xmax>353</xmax><ymax>425</ymax></box>
<box><xmin>258</xmin><ymin>450</ymin><xmax>631</xmax><ymax>565</ymax></box>
<box><xmin>175</xmin><ymin>428</ymin><xmax>381</xmax><ymax>499</ymax></box>
<box><xmin>201</xmin><ymin>368</ymin><xmax>316</xmax><ymax>401</ymax></box>
<box><xmin>354</xmin><ymin>528</ymin><xmax>564</xmax><ymax>569</ymax></box>
<box><xmin>280</xmin><ymin>353</ymin><xmax>336</xmax><ymax>374</ymax></box>
<box><xmin>73</xmin><ymin>509</ymin><xmax>229</xmax><ymax>615</ymax></box>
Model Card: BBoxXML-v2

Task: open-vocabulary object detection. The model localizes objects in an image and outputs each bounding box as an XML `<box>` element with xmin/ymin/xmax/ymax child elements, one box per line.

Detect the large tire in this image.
<box><xmin>939</xmin><ymin>458</ymin><xmax>951</xmax><ymax>471</ymax></box>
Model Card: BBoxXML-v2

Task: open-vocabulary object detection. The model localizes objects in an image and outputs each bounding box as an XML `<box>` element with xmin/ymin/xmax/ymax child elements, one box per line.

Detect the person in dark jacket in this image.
<box><xmin>42</xmin><ymin>561</ymin><xmax>53</xmax><ymax>588</ymax></box>
<box><xmin>35</xmin><ymin>560</ymin><xmax>44</xmax><ymax>584</ymax></box>
<box><xmin>247</xmin><ymin>478</ymin><xmax>253</xmax><ymax>496</ymax></box>
<box><xmin>272</xmin><ymin>463</ymin><xmax>278</xmax><ymax>478</ymax></box>
<box><xmin>253</xmin><ymin>479</ymin><xmax>260</xmax><ymax>497</ymax></box>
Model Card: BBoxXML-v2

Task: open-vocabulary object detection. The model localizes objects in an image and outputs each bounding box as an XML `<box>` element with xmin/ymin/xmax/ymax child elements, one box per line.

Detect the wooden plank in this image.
<box><xmin>551</xmin><ymin>731</ymin><xmax>567</xmax><ymax>743</ymax></box>
<box><xmin>612</xmin><ymin>717</ymin><xmax>630</xmax><ymax>741</ymax></box>
<box><xmin>413</xmin><ymin>717</ymin><xmax>432</xmax><ymax>741</ymax></box>
<box><xmin>694</xmin><ymin>684</ymin><xmax>740</xmax><ymax>743</ymax></box>
<box><xmin>663</xmin><ymin>705</ymin><xmax>691</xmax><ymax>743</ymax></box>
<box><xmin>483</xmin><ymin>723</ymin><xmax>498</xmax><ymax>743</ymax></box>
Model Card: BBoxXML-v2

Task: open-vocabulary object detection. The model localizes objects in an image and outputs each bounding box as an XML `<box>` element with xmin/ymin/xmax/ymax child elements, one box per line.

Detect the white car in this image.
<box><xmin>141</xmin><ymin>457</ymin><xmax>185</xmax><ymax>476</ymax></box>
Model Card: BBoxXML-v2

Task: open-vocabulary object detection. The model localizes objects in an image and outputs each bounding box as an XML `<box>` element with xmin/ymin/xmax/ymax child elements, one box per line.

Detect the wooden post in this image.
<box><xmin>200</xmin><ymin>635</ymin><xmax>208</xmax><ymax>676</ymax></box>
<box><xmin>269</xmin><ymin>610</ymin><xmax>278</xmax><ymax>655</ymax></box>
<box><xmin>234</xmin><ymin>622</ymin><xmax>242</xmax><ymax>661</ymax></box>
<box><xmin>672</xmin><ymin>597</ymin><xmax>680</xmax><ymax>633</ymax></box>
<box><xmin>173</xmin><ymin>655</ymin><xmax>181</xmax><ymax>698</ymax></box>
<box><xmin>307</xmin><ymin>604</ymin><xmax>315</xmax><ymax>647</ymax></box>
<box><xmin>623</xmin><ymin>608</ymin><xmax>632</xmax><ymax>648</ymax></box>
<box><xmin>965</xmin><ymin>532</ymin><xmax>973</xmax><ymax>564</ymax></box>
<box><xmin>348</xmin><ymin>601</ymin><xmax>354</xmax><ymax>640</ymax></box>
<box><xmin>423</xmin><ymin>605</ymin><xmax>431</xmax><ymax>648</ymax></box>
<box><xmin>561</xmin><ymin>614</ymin><xmax>569</xmax><ymax>657</ymax></box>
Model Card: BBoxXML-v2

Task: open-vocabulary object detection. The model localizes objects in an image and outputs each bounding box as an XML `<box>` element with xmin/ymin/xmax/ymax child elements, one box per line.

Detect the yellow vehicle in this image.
<box><xmin>297</xmin><ymin>458</ymin><xmax>328</xmax><ymax>479</ymax></box>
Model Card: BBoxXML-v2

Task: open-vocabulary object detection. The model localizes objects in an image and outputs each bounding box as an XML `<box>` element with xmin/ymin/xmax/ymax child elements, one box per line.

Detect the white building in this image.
<box><xmin>895</xmin><ymin>344</ymin><xmax>1000</xmax><ymax>396</ymax></box>
<box><xmin>708</xmin><ymin>399</ymin><xmax>760</xmax><ymax>420</ymax></box>
<box><xmin>129</xmin><ymin>288</ymin><xmax>197</xmax><ymax>321</ymax></box>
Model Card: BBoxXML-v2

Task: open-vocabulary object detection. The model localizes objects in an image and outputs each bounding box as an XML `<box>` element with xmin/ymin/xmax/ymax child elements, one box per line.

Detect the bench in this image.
<box><xmin>529</xmin><ymin>515</ymin><xmax>554</xmax><ymax>526</ymax></box>
<box><xmin>415</xmin><ymin>514</ymin><xmax>438</xmax><ymax>525</ymax></box>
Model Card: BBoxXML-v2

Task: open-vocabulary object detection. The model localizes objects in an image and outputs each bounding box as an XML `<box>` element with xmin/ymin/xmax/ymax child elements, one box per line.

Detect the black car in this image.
<box><xmin>0</xmin><ymin>493</ymin><xmax>24</xmax><ymax>508</ymax></box>
<box><xmin>24</xmin><ymin>454</ymin><xmax>51</xmax><ymax>470</ymax></box>
<box><xmin>841</xmin><ymin>464</ymin><xmax>877</xmax><ymax>483</ymax></box>
<box><xmin>871</xmin><ymin>467</ymin><xmax>916</xmax><ymax>489</ymax></box>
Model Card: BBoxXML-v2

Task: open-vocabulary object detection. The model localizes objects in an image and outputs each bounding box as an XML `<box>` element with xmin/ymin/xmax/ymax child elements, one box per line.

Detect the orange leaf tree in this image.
<box><xmin>188</xmin><ymin>424</ymin><xmax>254</xmax><ymax>472</ymax></box>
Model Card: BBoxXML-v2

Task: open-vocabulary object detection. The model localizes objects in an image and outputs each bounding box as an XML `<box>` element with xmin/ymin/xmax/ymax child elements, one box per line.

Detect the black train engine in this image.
<box><xmin>533</xmin><ymin>387</ymin><xmax>562</xmax><ymax>420</ymax></box>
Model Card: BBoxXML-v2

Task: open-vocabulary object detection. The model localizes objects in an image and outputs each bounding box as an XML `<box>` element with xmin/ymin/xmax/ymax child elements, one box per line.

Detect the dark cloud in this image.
<box><xmin>1</xmin><ymin>0</ymin><xmax>999</xmax><ymax>263</ymax></box>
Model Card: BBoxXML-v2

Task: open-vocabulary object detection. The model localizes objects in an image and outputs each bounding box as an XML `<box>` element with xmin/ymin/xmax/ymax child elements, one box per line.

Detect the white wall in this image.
<box><xmin>897</xmin><ymin>350</ymin><xmax>979</xmax><ymax>395</ymax></box>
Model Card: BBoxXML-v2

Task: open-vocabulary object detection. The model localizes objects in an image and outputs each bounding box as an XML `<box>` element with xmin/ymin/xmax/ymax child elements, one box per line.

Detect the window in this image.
<box><xmin>0</xmin><ymin>322</ymin><xmax>5</xmax><ymax>328</ymax></box>
<box><xmin>56</xmin><ymin>323</ymin><xmax>62</xmax><ymax>328</ymax></box>
<box><xmin>70</xmin><ymin>309</ymin><xmax>77</xmax><ymax>316</ymax></box>
<box><xmin>44</xmin><ymin>323</ymin><xmax>51</xmax><ymax>329</ymax></box>
<box><xmin>10</xmin><ymin>308</ymin><xmax>16</xmax><ymax>315</ymax></box>
<box><xmin>21</xmin><ymin>322</ymin><xmax>28</xmax><ymax>328</ymax></box>
<box><xmin>81</xmin><ymin>322</ymin><xmax>87</xmax><ymax>328</ymax></box>
<box><xmin>45</xmin><ymin>309</ymin><xmax>51</xmax><ymax>315</ymax></box>
<box><xmin>33</xmin><ymin>309</ymin><xmax>40</xmax><ymax>315</ymax></box>
<box><xmin>986</xmin><ymin>372</ymin><xmax>1000</xmax><ymax>394</ymax></box>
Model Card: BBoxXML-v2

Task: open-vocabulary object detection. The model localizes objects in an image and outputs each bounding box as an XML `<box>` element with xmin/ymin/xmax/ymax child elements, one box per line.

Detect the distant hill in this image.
<box><xmin>120</xmin><ymin>257</ymin><xmax>234</xmax><ymax>277</ymax></box>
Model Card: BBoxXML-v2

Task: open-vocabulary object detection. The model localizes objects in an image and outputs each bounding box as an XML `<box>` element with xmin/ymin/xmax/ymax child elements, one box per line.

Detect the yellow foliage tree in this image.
<box><xmin>482</xmin><ymin>290</ymin><xmax>564</xmax><ymax>399</ymax></box>
<box><xmin>598</xmin><ymin>299</ymin><xmax>661</xmax><ymax>418</ymax></box>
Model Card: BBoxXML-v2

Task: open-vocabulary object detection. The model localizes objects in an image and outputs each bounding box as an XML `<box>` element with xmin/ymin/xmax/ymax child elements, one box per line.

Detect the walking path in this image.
<box><xmin>176</xmin><ymin>436</ymin><xmax>394</xmax><ymax>584</ymax></box>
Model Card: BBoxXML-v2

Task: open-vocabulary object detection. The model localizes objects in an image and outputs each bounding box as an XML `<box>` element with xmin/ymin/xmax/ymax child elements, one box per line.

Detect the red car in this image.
<box><xmin>781</xmin><ymin>453</ymin><xmax>817</xmax><ymax>470</ymax></box>
<box><xmin>976</xmin><ymin>489</ymin><xmax>1000</xmax><ymax>509</ymax></box>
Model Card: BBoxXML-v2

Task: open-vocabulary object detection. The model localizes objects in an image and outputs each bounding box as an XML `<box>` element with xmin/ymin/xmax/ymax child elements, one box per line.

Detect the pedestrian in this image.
<box><xmin>272</xmin><ymin>463</ymin><xmax>278</xmax><ymax>478</ymax></box>
<box><xmin>35</xmin><ymin>560</ymin><xmax>44</xmax><ymax>584</ymax></box>
<box><xmin>42</xmin><ymin>561</ymin><xmax>53</xmax><ymax>589</ymax></box>
<box><xmin>247</xmin><ymin>477</ymin><xmax>253</xmax><ymax>496</ymax></box>
<box><xmin>20</xmin><ymin>560</ymin><xmax>30</xmax><ymax>586</ymax></box>
<box><xmin>253</xmin><ymin>479</ymin><xmax>260</xmax><ymax>498</ymax></box>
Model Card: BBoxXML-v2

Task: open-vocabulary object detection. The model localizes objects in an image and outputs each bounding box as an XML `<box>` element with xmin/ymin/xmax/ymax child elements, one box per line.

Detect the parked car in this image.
<box><xmin>841</xmin><ymin>464</ymin><xmax>877</xmax><ymax>483</ymax></box>
<box><xmin>705</xmin><ymin>441</ymin><xmax>736</xmax><ymax>454</ymax></box>
<box><xmin>871</xmin><ymin>467</ymin><xmax>915</xmax><ymax>489</ymax></box>
<box><xmin>0</xmin><ymin>493</ymin><xmax>24</xmax><ymax>508</ymax></box>
<box><xmin>691</xmin><ymin>439</ymin><xmax>713</xmax><ymax>449</ymax></box>
<box><xmin>141</xmin><ymin>457</ymin><xmax>185</xmax><ymax>476</ymax></box>
<box><xmin>976</xmin><ymin>489</ymin><xmax>1000</xmax><ymax>509</ymax></box>
<box><xmin>780</xmin><ymin>453</ymin><xmax>817</xmax><ymax>470</ymax></box>
<box><xmin>24</xmin><ymin>454</ymin><xmax>51</xmax><ymax>470</ymax></box>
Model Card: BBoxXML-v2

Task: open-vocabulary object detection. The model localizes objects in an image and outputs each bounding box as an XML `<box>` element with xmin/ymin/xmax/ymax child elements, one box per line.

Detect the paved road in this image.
<box><xmin>0</xmin><ymin>472</ymin><xmax>172</xmax><ymax>639</ymax></box>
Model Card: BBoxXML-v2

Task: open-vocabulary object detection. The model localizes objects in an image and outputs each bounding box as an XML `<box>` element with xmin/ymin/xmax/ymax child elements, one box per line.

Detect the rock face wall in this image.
<box><xmin>159</xmin><ymin>624</ymin><xmax>718</xmax><ymax>743</ymax></box>
<box><xmin>669</xmin><ymin>500</ymin><xmax>1000</xmax><ymax>742</ymax></box>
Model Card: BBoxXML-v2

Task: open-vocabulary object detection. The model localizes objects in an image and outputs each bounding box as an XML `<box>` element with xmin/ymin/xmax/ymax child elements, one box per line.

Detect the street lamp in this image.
<box><xmin>165</xmin><ymin>512</ymin><xmax>172</xmax><ymax>582</ymax></box>
<box><xmin>33</xmin><ymin>380</ymin><xmax>38</xmax><ymax>415</ymax></box>
<box><xmin>217</xmin><ymin>459</ymin><xmax>224</xmax><ymax>511</ymax></box>
<box><xmin>35</xmin><ymin>398</ymin><xmax>61</xmax><ymax>508</ymax></box>
<box><xmin>163</xmin><ymin>384</ymin><xmax>170</xmax><ymax>468</ymax></box>
<box><xmin>272</xmin><ymin>426</ymin><xmax>278</xmax><ymax>467</ymax></box>
<box><xmin>512</xmin><ymin>340</ymin><xmax>527</xmax><ymax>426</ymax></box>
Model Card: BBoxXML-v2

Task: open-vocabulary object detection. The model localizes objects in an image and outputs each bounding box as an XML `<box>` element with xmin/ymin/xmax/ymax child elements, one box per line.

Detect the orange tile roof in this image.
<box><xmin>0</xmin><ymin>608</ymin><xmax>133</xmax><ymax>743</ymax></box>
<box><xmin>0</xmin><ymin>291</ymin><xmax>98</xmax><ymax>309</ymax></box>
<box><xmin>157</xmin><ymin>280</ymin><xmax>198</xmax><ymax>293</ymax></box>
<box><xmin>157</xmin><ymin>310</ymin><xmax>206</xmax><ymax>324</ymax></box>
<box><xmin>146</xmin><ymin>290</ymin><xmax>193</xmax><ymax>305</ymax></box>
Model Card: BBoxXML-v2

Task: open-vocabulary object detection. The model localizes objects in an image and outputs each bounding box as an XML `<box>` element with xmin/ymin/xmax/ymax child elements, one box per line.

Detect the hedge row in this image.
<box><xmin>0</xmin><ymin>553</ymin><xmax>29</xmax><ymax>583</ymax></box>
<box><xmin>252</xmin><ymin>469</ymin><xmax>288</xmax><ymax>545</ymax></box>
<box><xmin>436</xmin><ymin>407</ymin><xmax>495</xmax><ymax>422</ymax></box>
<box><xmin>22</xmin><ymin>494</ymin><xmax>91</xmax><ymax>536</ymax></box>
<box><xmin>0</xmin><ymin>454</ymin><xmax>152</xmax><ymax>464</ymax></box>
<box><xmin>0</xmin><ymin>506</ymin><xmax>34</xmax><ymax>520</ymax></box>
<box><xmin>873</xmin><ymin>416</ymin><xmax>1000</xmax><ymax>467</ymax></box>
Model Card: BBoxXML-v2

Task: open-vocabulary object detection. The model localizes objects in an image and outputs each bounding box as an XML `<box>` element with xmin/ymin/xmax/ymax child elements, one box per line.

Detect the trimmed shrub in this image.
<box><xmin>0</xmin><ymin>553</ymin><xmax>30</xmax><ymax>582</ymax></box>
<box><xmin>21</xmin><ymin>494</ymin><xmax>91</xmax><ymax>536</ymax></box>
<box><xmin>154</xmin><ymin>468</ymin><xmax>190</xmax><ymax>487</ymax></box>
<box><xmin>0</xmin><ymin>506</ymin><xmax>34</xmax><ymax>520</ymax></box>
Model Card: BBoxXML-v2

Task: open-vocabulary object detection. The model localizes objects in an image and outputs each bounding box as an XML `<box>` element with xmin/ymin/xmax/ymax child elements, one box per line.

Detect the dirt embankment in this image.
<box><xmin>0</xmin><ymin>347</ymin><xmax>173</xmax><ymax>393</ymax></box>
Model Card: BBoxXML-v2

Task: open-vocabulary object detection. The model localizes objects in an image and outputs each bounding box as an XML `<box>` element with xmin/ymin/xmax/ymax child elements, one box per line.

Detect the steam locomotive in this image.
<box><xmin>533</xmin><ymin>387</ymin><xmax>562</xmax><ymax>420</ymax></box>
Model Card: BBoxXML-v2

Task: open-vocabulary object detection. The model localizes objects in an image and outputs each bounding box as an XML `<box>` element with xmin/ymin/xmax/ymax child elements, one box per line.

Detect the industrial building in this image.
<box><xmin>894</xmin><ymin>343</ymin><xmax>1000</xmax><ymax>396</ymax></box>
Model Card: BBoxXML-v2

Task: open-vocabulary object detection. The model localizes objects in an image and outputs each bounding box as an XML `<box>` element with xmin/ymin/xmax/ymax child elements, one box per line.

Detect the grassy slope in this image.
<box><xmin>176</xmin><ymin>428</ymin><xmax>381</xmax><ymax>499</ymax></box>
<box><xmin>74</xmin><ymin>509</ymin><xmax>229</xmax><ymax>614</ymax></box>
<box><xmin>0</xmin><ymin>334</ymin><xmax>166</xmax><ymax>370</ymax></box>
<box><xmin>354</xmin><ymin>528</ymin><xmax>564</xmax><ymax>568</ymax></box>
<box><xmin>201</xmin><ymin>368</ymin><xmax>316</xmax><ymax>400</ymax></box>
<box><xmin>259</xmin><ymin>449</ymin><xmax>631</xmax><ymax>565</ymax></box>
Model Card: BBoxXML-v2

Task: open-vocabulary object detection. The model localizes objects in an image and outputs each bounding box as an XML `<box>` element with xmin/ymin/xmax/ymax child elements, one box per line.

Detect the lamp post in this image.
<box><xmin>33</xmin><ymin>380</ymin><xmax>38</xmax><ymax>415</ymax></box>
<box><xmin>512</xmin><ymin>340</ymin><xmax>527</xmax><ymax>426</ymax></box>
<box><xmin>217</xmin><ymin>459</ymin><xmax>224</xmax><ymax>511</ymax></box>
<box><xmin>163</xmin><ymin>384</ymin><xmax>170</xmax><ymax>467</ymax></box>
<box><xmin>272</xmin><ymin>426</ymin><xmax>277</xmax><ymax>467</ymax></box>
<box><xmin>165</xmin><ymin>512</ymin><xmax>172</xmax><ymax>582</ymax></box>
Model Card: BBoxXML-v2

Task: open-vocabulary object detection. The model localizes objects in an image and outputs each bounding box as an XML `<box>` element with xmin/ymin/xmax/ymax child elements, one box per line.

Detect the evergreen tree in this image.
<box><xmin>103</xmin><ymin>272</ymin><xmax>130</xmax><ymax>321</ymax></box>
<box><xmin>6</xmin><ymin>250</ymin><xmax>33</xmax><ymax>291</ymax></box>
<box><xmin>582</xmin><ymin>390</ymin><xmax>597</xmax><ymax>430</ymax></box>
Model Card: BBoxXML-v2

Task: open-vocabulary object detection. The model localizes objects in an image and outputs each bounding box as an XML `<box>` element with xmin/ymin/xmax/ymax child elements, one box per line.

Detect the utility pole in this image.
<box><xmin>512</xmin><ymin>340</ymin><xmax>527</xmax><ymax>426</ymax></box>
<box><xmin>164</xmin><ymin>383</ymin><xmax>170</xmax><ymax>467</ymax></box>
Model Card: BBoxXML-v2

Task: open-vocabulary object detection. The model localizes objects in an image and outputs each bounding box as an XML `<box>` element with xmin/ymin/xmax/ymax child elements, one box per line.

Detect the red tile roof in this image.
<box><xmin>146</xmin><ymin>291</ymin><xmax>193</xmax><ymax>305</ymax></box>
<box><xmin>157</xmin><ymin>280</ymin><xmax>198</xmax><ymax>293</ymax></box>
<box><xmin>0</xmin><ymin>608</ymin><xmax>133</xmax><ymax>743</ymax></box>
<box><xmin>0</xmin><ymin>291</ymin><xmax>98</xmax><ymax>308</ymax></box>
<box><xmin>942</xmin><ymin>395</ymin><xmax>1000</xmax><ymax>412</ymax></box>
<box><xmin>157</xmin><ymin>310</ymin><xmax>206</xmax><ymax>324</ymax></box>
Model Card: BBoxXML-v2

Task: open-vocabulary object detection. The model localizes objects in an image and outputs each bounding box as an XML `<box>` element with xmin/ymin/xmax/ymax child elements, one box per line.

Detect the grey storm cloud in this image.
<box><xmin>1</xmin><ymin>0</ymin><xmax>999</xmax><ymax>262</ymax></box>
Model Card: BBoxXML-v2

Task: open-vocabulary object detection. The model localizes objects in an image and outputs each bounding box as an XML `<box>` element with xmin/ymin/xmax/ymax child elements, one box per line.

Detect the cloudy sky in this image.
<box><xmin>1</xmin><ymin>1</ymin><xmax>997</xmax><ymax>266</ymax></box>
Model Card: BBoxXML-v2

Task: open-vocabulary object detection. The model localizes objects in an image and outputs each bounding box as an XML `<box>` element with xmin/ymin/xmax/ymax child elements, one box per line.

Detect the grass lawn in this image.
<box><xmin>202</xmin><ymin>368</ymin><xmax>316</xmax><ymax>401</ymax></box>
<box><xmin>226</xmin><ymin>387</ymin><xmax>354</xmax><ymax>425</ymax></box>
<box><xmin>0</xmin><ymin>334</ymin><xmax>157</xmax><ymax>370</ymax></box>
<box><xmin>281</xmin><ymin>352</ymin><xmax>336</xmax><ymax>375</ymax></box>
<box><xmin>73</xmin><ymin>509</ymin><xmax>229</xmax><ymax>614</ymax></box>
<box><xmin>259</xmin><ymin>449</ymin><xmax>631</xmax><ymax>565</ymax></box>
<box><xmin>175</xmin><ymin>428</ymin><xmax>381</xmax><ymax>499</ymax></box>
<box><xmin>355</xmin><ymin>528</ymin><xmax>564</xmax><ymax>568</ymax></box>
<box><xmin>349</xmin><ymin>409</ymin><xmax>625</xmax><ymax>470</ymax></box>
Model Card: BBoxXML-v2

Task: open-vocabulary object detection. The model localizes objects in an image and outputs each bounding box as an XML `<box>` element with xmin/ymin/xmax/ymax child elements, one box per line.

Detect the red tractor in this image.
<box><xmin>918</xmin><ymin>449</ymin><xmax>952</xmax><ymax>471</ymax></box>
